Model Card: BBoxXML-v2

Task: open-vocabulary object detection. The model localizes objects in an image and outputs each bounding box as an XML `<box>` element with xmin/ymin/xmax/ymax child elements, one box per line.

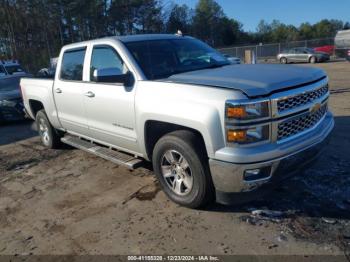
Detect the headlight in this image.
<box><xmin>226</xmin><ymin>100</ymin><xmax>270</xmax><ymax>121</ymax></box>
<box><xmin>227</xmin><ymin>125</ymin><xmax>269</xmax><ymax>144</ymax></box>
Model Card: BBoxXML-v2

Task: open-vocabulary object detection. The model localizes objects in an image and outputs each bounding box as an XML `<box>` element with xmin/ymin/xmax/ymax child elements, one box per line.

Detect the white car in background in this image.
<box><xmin>223</xmin><ymin>54</ymin><xmax>241</xmax><ymax>64</ymax></box>
<box><xmin>0</xmin><ymin>60</ymin><xmax>27</xmax><ymax>79</ymax></box>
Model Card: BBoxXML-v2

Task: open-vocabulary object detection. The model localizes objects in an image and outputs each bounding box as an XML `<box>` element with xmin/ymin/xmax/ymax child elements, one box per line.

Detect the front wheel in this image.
<box><xmin>36</xmin><ymin>110</ymin><xmax>62</xmax><ymax>149</ymax></box>
<box><xmin>280</xmin><ymin>57</ymin><xmax>288</xmax><ymax>64</ymax></box>
<box><xmin>152</xmin><ymin>130</ymin><xmax>214</xmax><ymax>208</ymax></box>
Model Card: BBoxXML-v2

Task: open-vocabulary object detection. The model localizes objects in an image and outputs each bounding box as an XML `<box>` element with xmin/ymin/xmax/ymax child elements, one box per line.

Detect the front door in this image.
<box><xmin>83</xmin><ymin>44</ymin><xmax>138</xmax><ymax>153</ymax></box>
<box><xmin>54</xmin><ymin>47</ymin><xmax>90</xmax><ymax>137</ymax></box>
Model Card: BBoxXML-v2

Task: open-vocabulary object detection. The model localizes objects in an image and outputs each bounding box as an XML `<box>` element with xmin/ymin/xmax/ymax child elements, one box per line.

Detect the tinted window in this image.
<box><xmin>90</xmin><ymin>46</ymin><xmax>127</xmax><ymax>81</ymax></box>
<box><xmin>294</xmin><ymin>48</ymin><xmax>302</xmax><ymax>54</ymax></box>
<box><xmin>125</xmin><ymin>38</ymin><xmax>229</xmax><ymax>80</ymax></box>
<box><xmin>60</xmin><ymin>48</ymin><xmax>86</xmax><ymax>81</ymax></box>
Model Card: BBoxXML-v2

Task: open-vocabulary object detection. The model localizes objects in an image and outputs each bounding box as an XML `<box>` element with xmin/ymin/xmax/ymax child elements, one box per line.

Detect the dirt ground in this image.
<box><xmin>0</xmin><ymin>61</ymin><xmax>349</xmax><ymax>257</ymax></box>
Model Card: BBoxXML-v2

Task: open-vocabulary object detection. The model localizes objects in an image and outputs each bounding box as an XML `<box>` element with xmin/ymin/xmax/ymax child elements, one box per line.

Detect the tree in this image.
<box><xmin>0</xmin><ymin>0</ymin><xmax>348</xmax><ymax>73</ymax></box>
<box><xmin>313</xmin><ymin>19</ymin><xmax>344</xmax><ymax>38</ymax></box>
<box><xmin>256</xmin><ymin>19</ymin><xmax>272</xmax><ymax>42</ymax></box>
<box><xmin>269</xmin><ymin>20</ymin><xmax>298</xmax><ymax>42</ymax></box>
<box><xmin>192</xmin><ymin>0</ymin><xmax>225</xmax><ymax>46</ymax></box>
<box><xmin>219</xmin><ymin>18</ymin><xmax>243</xmax><ymax>46</ymax></box>
<box><xmin>166</xmin><ymin>4</ymin><xmax>192</xmax><ymax>34</ymax></box>
<box><xmin>299</xmin><ymin>22</ymin><xmax>314</xmax><ymax>40</ymax></box>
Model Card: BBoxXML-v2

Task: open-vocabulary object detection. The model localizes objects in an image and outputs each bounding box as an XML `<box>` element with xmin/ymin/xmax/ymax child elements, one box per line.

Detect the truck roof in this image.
<box><xmin>62</xmin><ymin>34</ymin><xmax>194</xmax><ymax>49</ymax></box>
<box><xmin>116</xmin><ymin>34</ymin><xmax>193</xmax><ymax>43</ymax></box>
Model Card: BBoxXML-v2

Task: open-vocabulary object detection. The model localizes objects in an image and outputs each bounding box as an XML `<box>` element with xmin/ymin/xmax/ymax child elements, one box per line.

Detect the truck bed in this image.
<box><xmin>20</xmin><ymin>77</ymin><xmax>55</xmax><ymax>120</ymax></box>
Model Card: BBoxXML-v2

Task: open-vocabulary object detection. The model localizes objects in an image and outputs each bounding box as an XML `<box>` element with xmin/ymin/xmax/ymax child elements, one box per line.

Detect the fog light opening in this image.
<box><xmin>244</xmin><ymin>167</ymin><xmax>272</xmax><ymax>182</ymax></box>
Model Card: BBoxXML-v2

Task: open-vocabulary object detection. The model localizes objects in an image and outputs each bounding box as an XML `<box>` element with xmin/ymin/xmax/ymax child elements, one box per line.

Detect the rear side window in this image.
<box><xmin>0</xmin><ymin>65</ymin><xmax>5</xmax><ymax>74</ymax></box>
<box><xmin>60</xmin><ymin>48</ymin><xmax>86</xmax><ymax>81</ymax></box>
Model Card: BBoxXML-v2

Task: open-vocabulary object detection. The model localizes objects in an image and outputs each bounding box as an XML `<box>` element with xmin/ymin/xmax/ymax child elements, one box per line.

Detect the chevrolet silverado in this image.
<box><xmin>20</xmin><ymin>34</ymin><xmax>334</xmax><ymax>208</ymax></box>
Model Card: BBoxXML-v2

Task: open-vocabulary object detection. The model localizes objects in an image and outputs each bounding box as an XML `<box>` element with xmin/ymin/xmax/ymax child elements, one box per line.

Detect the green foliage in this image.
<box><xmin>256</xmin><ymin>19</ymin><xmax>346</xmax><ymax>43</ymax></box>
<box><xmin>166</xmin><ymin>4</ymin><xmax>192</xmax><ymax>34</ymax></box>
<box><xmin>0</xmin><ymin>0</ymin><xmax>348</xmax><ymax>73</ymax></box>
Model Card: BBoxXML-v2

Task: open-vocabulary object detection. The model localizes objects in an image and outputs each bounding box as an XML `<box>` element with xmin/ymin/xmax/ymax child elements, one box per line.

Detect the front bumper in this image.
<box><xmin>319</xmin><ymin>56</ymin><xmax>330</xmax><ymax>62</ymax></box>
<box><xmin>209</xmin><ymin>111</ymin><xmax>334</xmax><ymax>205</ymax></box>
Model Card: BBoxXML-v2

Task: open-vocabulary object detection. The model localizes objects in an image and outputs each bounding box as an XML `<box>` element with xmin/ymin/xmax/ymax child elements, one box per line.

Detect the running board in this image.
<box><xmin>61</xmin><ymin>135</ymin><xmax>143</xmax><ymax>169</ymax></box>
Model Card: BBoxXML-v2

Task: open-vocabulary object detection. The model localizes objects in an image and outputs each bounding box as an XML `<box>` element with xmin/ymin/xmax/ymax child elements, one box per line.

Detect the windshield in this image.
<box><xmin>5</xmin><ymin>65</ymin><xmax>25</xmax><ymax>75</ymax></box>
<box><xmin>125</xmin><ymin>38</ymin><xmax>230</xmax><ymax>80</ymax></box>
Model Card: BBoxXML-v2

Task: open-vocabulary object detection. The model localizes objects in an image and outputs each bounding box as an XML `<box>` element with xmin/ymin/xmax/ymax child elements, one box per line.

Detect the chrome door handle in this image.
<box><xmin>85</xmin><ymin>91</ymin><xmax>95</xmax><ymax>98</ymax></box>
<box><xmin>55</xmin><ymin>88</ymin><xmax>62</xmax><ymax>93</ymax></box>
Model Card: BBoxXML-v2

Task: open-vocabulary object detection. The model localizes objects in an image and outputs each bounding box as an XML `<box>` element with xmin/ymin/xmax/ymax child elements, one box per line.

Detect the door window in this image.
<box><xmin>60</xmin><ymin>48</ymin><xmax>86</xmax><ymax>81</ymax></box>
<box><xmin>90</xmin><ymin>46</ymin><xmax>127</xmax><ymax>82</ymax></box>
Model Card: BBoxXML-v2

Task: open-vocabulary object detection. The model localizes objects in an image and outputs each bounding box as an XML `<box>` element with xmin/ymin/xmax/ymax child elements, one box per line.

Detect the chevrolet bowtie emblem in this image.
<box><xmin>309</xmin><ymin>103</ymin><xmax>321</xmax><ymax>114</ymax></box>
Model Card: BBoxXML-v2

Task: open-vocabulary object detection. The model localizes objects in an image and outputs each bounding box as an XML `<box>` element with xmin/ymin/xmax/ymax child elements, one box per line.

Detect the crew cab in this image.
<box><xmin>20</xmin><ymin>34</ymin><xmax>334</xmax><ymax>208</ymax></box>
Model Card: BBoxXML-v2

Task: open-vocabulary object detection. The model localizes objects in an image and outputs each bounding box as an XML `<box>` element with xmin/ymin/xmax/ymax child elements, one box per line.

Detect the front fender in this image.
<box><xmin>137</xmin><ymin>100</ymin><xmax>225</xmax><ymax>160</ymax></box>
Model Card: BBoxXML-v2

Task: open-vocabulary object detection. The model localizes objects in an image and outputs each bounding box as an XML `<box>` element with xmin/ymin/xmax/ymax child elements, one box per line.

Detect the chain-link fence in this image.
<box><xmin>219</xmin><ymin>38</ymin><xmax>335</xmax><ymax>61</ymax></box>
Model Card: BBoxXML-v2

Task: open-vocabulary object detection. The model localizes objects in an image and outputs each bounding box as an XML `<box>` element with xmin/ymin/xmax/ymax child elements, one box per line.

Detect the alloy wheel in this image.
<box><xmin>160</xmin><ymin>150</ymin><xmax>193</xmax><ymax>196</ymax></box>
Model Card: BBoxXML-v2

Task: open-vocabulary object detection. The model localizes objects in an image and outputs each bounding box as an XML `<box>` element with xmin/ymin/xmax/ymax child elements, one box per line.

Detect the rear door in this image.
<box><xmin>82</xmin><ymin>44</ymin><xmax>138</xmax><ymax>152</ymax></box>
<box><xmin>54</xmin><ymin>47</ymin><xmax>90</xmax><ymax>137</ymax></box>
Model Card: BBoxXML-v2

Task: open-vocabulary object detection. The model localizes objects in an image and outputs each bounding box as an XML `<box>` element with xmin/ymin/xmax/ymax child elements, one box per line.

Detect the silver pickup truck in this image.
<box><xmin>21</xmin><ymin>34</ymin><xmax>334</xmax><ymax>208</ymax></box>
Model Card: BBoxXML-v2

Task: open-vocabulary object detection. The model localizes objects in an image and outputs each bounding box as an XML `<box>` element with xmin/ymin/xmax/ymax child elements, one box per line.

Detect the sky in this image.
<box><xmin>171</xmin><ymin>0</ymin><xmax>350</xmax><ymax>32</ymax></box>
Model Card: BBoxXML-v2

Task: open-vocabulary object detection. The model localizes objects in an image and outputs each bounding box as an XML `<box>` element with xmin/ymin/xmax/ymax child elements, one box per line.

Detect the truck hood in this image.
<box><xmin>163</xmin><ymin>64</ymin><xmax>326</xmax><ymax>97</ymax></box>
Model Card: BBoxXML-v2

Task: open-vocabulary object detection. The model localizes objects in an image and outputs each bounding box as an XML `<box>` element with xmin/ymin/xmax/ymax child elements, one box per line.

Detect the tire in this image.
<box><xmin>152</xmin><ymin>130</ymin><xmax>214</xmax><ymax>208</ymax></box>
<box><xmin>310</xmin><ymin>56</ymin><xmax>317</xmax><ymax>64</ymax></box>
<box><xmin>36</xmin><ymin>110</ymin><xmax>62</xmax><ymax>149</ymax></box>
<box><xmin>280</xmin><ymin>57</ymin><xmax>288</xmax><ymax>64</ymax></box>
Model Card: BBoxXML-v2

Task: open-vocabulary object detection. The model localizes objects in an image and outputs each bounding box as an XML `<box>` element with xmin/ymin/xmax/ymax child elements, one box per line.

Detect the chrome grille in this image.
<box><xmin>277</xmin><ymin>103</ymin><xmax>327</xmax><ymax>141</ymax></box>
<box><xmin>277</xmin><ymin>84</ymin><xmax>328</xmax><ymax>113</ymax></box>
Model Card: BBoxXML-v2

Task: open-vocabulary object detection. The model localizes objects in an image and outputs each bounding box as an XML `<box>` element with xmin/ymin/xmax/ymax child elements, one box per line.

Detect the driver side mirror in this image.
<box><xmin>93</xmin><ymin>68</ymin><xmax>132</xmax><ymax>85</ymax></box>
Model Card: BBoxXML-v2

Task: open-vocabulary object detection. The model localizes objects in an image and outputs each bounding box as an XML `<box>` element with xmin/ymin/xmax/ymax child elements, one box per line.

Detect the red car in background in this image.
<box><xmin>313</xmin><ymin>45</ymin><xmax>335</xmax><ymax>55</ymax></box>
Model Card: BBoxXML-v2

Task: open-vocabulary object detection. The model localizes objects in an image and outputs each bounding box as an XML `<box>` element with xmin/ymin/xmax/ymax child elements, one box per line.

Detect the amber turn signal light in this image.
<box><xmin>227</xmin><ymin>107</ymin><xmax>246</xmax><ymax>118</ymax></box>
<box><xmin>227</xmin><ymin>130</ymin><xmax>247</xmax><ymax>142</ymax></box>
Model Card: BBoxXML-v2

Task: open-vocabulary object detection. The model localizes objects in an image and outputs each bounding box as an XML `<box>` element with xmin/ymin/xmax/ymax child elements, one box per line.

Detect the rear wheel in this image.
<box><xmin>36</xmin><ymin>110</ymin><xmax>62</xmax><ymax>149</ymax></box>
<box><xmin>280</xmin><ymin>57</ymin><xmax>288</xmax><ymax>64</ymax></box>
<box><xmin>152</xmin><ymin>130</ymin><xmax>214</xmax><ymax>208</ymax></box>
<box><xmin>310</xmin><ymin>56</ymin><xmax>317</xmax><ymax>64</ymax></box>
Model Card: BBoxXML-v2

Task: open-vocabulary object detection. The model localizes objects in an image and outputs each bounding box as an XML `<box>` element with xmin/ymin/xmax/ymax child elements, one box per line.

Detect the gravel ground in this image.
<box><xmin>0</xmin><ymin>61</ymin><xmax>349</xmax><ymax>257</ymax></box>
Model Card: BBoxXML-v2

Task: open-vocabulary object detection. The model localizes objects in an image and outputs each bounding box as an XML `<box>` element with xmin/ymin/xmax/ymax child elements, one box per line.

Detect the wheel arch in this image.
<box><xmin>29</xmin><ymin>99</ymin><xmax>45</xmax><ymax>118</ymax></box>
<box><xmin>144</xmin><ymin>120</ymin><xmax>209</xmax><ymax>161</ymax></box>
